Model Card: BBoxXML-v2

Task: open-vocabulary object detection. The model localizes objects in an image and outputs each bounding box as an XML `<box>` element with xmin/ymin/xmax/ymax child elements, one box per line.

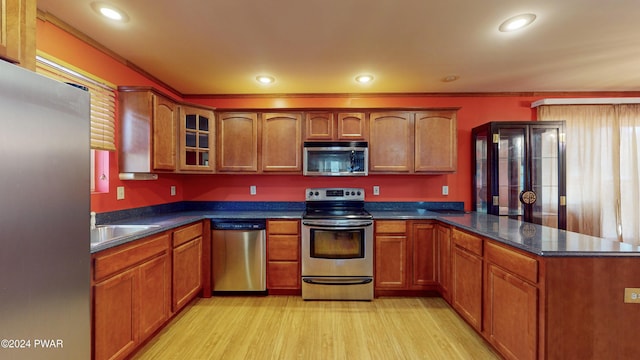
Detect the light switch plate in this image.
<box><xmin>442</xmin><ymin>186</ymin><xmax>449</xmax><ymax>195</ymax></box>
<box><xmin>624</xmin><ymin>288</ymin><xmax>640</xmax><ymax>303</ymax></box>
<box><xmin>170</xmin><ymin>186</ymin><xmax>176</xmax><ymax>196</ymax></box>
<box><xmin>116</xmin><ymin>186</ymin><xmax>125</xmax><ymax>200</ymax></box>
<box><xmin>373</xmin><ymin>186</ymin><xmax>380</xmax><ymax>196</ymax></box>
<box><xmin>250</xmin><ymin>185</ymin><xmax>257</xmax><ymax>195</ymax></box>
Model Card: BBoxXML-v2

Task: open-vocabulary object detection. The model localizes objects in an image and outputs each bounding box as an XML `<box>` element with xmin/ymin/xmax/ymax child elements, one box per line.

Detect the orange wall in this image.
<box><xmin>183</xmin><ymin>95</ymin><xmax>541</xmax><ymax>208</ymax></box>
<box><xmin>35</xmin><ymin>18</ymin><xmax>632</xmax><ymax>213</ymax></box>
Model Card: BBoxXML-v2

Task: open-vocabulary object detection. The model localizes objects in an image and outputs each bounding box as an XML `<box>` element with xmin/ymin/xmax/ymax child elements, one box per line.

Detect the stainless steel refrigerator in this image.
<box><xmin>0</xmin><ymin>60</ymin><xmax>90</xmax><ymax>359</ymax></box>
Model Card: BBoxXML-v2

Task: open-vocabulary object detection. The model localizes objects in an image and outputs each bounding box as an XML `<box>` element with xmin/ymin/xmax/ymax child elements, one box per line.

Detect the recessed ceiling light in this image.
<box><xmin>499</xmin><ymin>13</ymin><xmax>536</xmax><ymax>32</ymax></box>
<box><xmin>355</xmin><ymin>75</ymin><xmax>374</xmax><ymax>84</ymax></box>
<box><xmin>91</xmin><ymin>2</ymin><xmax>129</xmax><ymax>22</ymax></box>
<box><xmin>442</xmin><ymin>75</ymin><xmax>460</xmax><ymax>83</ymax></box>
<box><xmin>256</xmin><ymin>75</ymin><xmax>275</xmax><ymax>84</ymax></box>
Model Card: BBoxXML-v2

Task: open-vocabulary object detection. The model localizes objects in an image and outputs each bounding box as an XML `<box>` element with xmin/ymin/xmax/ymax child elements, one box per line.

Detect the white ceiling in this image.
<box><xmin>37</xmin><ymin>0</ymin><xmax>640</xmax><ymax>95</ymax></box>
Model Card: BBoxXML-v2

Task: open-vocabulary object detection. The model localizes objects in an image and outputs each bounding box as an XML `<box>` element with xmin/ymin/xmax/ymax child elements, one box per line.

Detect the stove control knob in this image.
<box><xmin>357</xmin><ymin>191</ymin><xmax>361</xmax><ymax>196</ymax></box>
<box><xmin>314</xmin><ymin>191</ymin><xmax>319</xmax><ymax>196</ymax></box>
<box><xmin>308</xmin><ymin>191</ymin><xmax>314</xmax><ymax>197</ymax></box>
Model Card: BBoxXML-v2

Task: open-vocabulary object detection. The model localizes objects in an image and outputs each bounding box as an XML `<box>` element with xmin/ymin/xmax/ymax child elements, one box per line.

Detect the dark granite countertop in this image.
<box><xmin>370</xmin><ymin>209</ymin><xmax>640</xmax><ymax>257</ymax></box>
<box><xmin>91</xmin><ymin>201</ymin><xmax>640</xmax><ymax>257</ymax></box>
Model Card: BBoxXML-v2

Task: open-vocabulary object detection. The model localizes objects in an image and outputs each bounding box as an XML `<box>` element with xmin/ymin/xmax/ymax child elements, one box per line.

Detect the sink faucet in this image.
<box><xmin>90</xmin><ymin>212</ymin><xmax>96</xmax><ymax>230</ymax></box>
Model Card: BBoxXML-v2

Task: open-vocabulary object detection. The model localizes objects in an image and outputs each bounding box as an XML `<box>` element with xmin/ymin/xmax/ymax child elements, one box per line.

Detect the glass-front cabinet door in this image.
<box><xmin>472</xmin><ymin>121</ymin><xmax>566</xmax><ymax>229</ymax></box>
<box><xmin>178</xmin><ymin>105</ymin><xmax>215</xmax><ymax>172</ymax></box>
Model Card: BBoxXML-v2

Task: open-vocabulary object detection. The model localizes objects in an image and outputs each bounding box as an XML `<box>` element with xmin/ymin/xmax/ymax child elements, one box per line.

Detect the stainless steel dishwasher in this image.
<box><xmin>211</xmin><ymin>219</ymin><xmax>267</xmax><ymax>293</ymax></box>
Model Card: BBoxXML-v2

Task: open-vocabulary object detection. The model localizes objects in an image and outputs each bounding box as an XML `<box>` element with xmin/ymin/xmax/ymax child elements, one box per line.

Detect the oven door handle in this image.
<box><xmin>303</xmin><ymin>277</ymin><xmax>373</xmax><ymax>286</ymax></box>
<box><xmin>302</xmin><ymin>220</ymin><xmax>373</xmax><ymax>228</ymax></box>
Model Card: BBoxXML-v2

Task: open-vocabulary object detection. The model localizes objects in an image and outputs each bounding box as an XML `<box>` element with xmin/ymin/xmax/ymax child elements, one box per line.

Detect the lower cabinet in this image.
<box><xmin>411</xmin><ymin>222</ymin><xmax>437</xmax><ymax>288</ymax></box>
<box><xmin>375</xmin><ymin>220</ymin><xmax>408</xmax><ymax>289</ymax></box>
<box><xmin>266</xmin><ymin>219</ymin><xmax>300</xmax><ymax>293</ymax></box>
<box><xmin>374</xmin><ymin>220</ymin><xmax>437</xmax><ymax>293</ymax></box>
<box><xmin>451</xmin><ymin>228</ymin><xmax>483</xmax><ymax>331</ymax></box>
<box><xmin>435</xmin><ymin>223</ymin><xmax>452</xmax><ymax>302</ymax></box>
<box><xmin>483</xmin><ymin>241</ymin><xmax>538</xmax><ymax>360</ymax></box>
<box><xmin>92</xmin><ymin>221</ymin><xmax>205</xmax><ymax>360</ymax></box>
<box><xmin>172</xmin><ymin>222</ymin><xmax>204</xmax><ymax>312</ymax></box>
<box><xmin>93</xmin><ymin>233</ymin><xmax>171</xmax><ymax>360</ymax></box>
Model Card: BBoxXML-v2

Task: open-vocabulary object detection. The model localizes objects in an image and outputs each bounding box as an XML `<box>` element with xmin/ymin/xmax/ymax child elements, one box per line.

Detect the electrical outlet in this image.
<box><xmin>170</xmin><ymin>186</ymin><xmax>176</xmax><ymax>196</ymax></box>
<box><xmin>250</xmin><ymin>185</ymin><xmax>257</xmax><ymax>195</ymax></box>
<box><xmin>442</xmin><ymin>186</ymin><xmax>449</xmax><ymax>195</ymax></box>
<box><xmin>373</xmin><ymin>186</ymin><xmax>380</xmax><ymax>196</ymax></box>
<box><xmin>624</xmin><ymin>288</ymin><xmax>640</xmax><ymax>303</ymax></box>
<box><xmin>116</xmin><ymin>186</ymin><xmax>125</xmax><ymax>200</ymax></box>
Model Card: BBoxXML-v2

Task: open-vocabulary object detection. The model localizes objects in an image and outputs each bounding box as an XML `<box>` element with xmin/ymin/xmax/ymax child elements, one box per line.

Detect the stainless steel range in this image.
<box><xmin>301</xmin><ymin>188</ymin><xmax>374</xmax><ymax>300</ymax></box>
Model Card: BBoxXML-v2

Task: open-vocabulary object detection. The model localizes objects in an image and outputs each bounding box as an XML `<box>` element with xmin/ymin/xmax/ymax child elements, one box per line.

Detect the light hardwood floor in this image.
<box><xmin>132</xmin><ymin>296</ymin><xmax>499</xmax><ymax>360</ymax></box>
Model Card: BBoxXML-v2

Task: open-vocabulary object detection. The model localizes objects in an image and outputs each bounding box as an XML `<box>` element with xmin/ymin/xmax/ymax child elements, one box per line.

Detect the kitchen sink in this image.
<box><xmin>91</xmin><ymin>224</ymin><xmax>161</xmax><ymax>244</ymax></box>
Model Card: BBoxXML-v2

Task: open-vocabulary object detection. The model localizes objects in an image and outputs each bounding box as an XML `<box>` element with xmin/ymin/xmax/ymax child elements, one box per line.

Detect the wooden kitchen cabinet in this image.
<box><xmin>92</xmin><ymin>233</ymin><xmax>171</xmax><ymax>360</ymax></box>
<box><xmin>483</xmin><ymin>241</ymin><xmax>538</xmax><ymax>360</ymax></box>
<box><xmin>375</xmin><ymin>220</ymin><xmax>408</xmax><ymax>289</ymax></box>
<box><xmin>119</xmin><ymin>88</ymin><xmax>178</xmax><ymax>172</ymax></box>
<box><xmin>178</xmin><ymin>105</ymin><xmax>215</xmax><ymax>172</ymax></box>
<box><xmin>375</xmin><ymin>220</ymin><xmax>438</xmax><ymax>293</ymax></box>
<box><xmin>304</xmin><ymin>112</ymin><xmax>368</xmax><ymax>140</ymax></box>
<box><xmin>369</xmin><ymin>112</ymin><xmax>414</xmax><ymax>172</ymax></box>
<box><xmin>415</xmin><ymin>111</ymin><xmax>457</xmax><ymax>172</ymax></box>
<box><xmin>262</xmin><ymin>113</ymin><xmax>302</xmax><ymax>172</ymax></box>
<box><xmin>369</xmin><ymin>110</ymin><xmax>458</xmax><ymax>174</ymax></box>
<box><xmin>435</xmin><ymin>223</ymin><xmax>452</xmax><ymax>302</ymax></box>
<box><xmin>217</xmin><ymin>112</ymin><xmax>259</xmax><ymax>172</ymax></box>
<box><xmin>172</xmin><ymin>222</ymin><xmax>203</xmax><ymax>312</ymax></box>
<box><xmin>451</xmin><ymin>228</ymin><xmax>483</xmax><ymax>331</ymax></box>
<box><xmin>267</xmin><ymin>220</ymin><xmax>300</xmax><ymax>293</ymax></box>
<box><xmin>410</xmin><ymin>221</ymin><xmax>437</xmax><ymax>288</ymax></box>
<box><xmin>93</xmin><ymin>268</ymin><xmax>137</xmax><ymax>360</ymax></box>
<box><xmin>0</xmin><ymin>0</ymin><xmax>36</xmax><ymax>69</ymax></box>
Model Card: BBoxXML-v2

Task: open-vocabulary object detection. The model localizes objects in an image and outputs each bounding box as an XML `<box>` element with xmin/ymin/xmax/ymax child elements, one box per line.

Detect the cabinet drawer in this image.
<box><xmin>267</xmin><ymin>261</ymin><xmax>300</xmax><ymax>289</ymax></box>
<box><xmin>376</xmin><ymin>220</ymin><xmax>407</xmax><ymax>234</ymax></box>
<box><xmin>173</xmin><ymin>222</ymin><xmax>203</xmax><ymax>247</ymax></box>
<box><xmin>268</xmin><ymin>220</ymin><xmax>299</xmax><ymax>235</ymax></box>
<box><xmin>94</xmin><ymin>233</ymin><xmax>170</xmax><ymax>282</ymax></box>
<box><xmin>452</xmin><ymin>228</ymin><xmax>483</xmax><ymax>256</ymax></box>
<box><xmin>268</xmin><ymin>234</ymin><xmax>299</xmax><ymax>261</ymax></box>
<box><xmin>485</xmin><ymin>241</ymin><xmax>538</xmax><ymax>284</ymax></box>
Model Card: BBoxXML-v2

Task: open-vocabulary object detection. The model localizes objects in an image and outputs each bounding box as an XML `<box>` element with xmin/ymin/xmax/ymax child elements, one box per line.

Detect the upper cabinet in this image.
<box><xmin>0</xmin><ymin>0</ymin><xmax>36</xmax><ymax>70</ymax></box>
<box><xmin>369</xmin><ymin>112</ymin><xmax>414</xmax><ymax>172</ymax></box>
<box><xmin>119</xmin><ymin>88</ymin><xmax>178</xmax><ymax>173</ymax></box>
<box><xmin>262</xmin><ymin>113</ymin><xmax>302</xmax><ymax>172</ymax></box>
<box><xmin>415</xmin><ymin>111</ymin><xmax>457</xmax><ymax>172</ymax></box>
<box><xmin>304</xmin><ymin>112</ymin><xmax>367</xmax><ymax>141</ymax></box>
<box><xmin>370</xmin><ymin>110</ymin><xmax>458</xmax><ymax>174</ymax></box>
<box><xmin>178</xmin><ymin>105</ymin><xmax>215</xmax><ymax>172</ymax></box>
<box><xmin>217</xmin><ymin>112</ymin><xmax>259</xmax><ymax>172</ymax></box>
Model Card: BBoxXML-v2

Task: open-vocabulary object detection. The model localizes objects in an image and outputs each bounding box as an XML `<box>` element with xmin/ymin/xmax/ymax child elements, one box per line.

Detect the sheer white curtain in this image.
<box><xmin>538</xmin><ymin>104</ymin><xmax>640</xmax><ymax>246</ymax></box>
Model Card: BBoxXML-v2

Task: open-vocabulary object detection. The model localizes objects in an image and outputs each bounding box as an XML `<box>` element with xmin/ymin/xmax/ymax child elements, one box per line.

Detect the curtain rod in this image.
<box><xmin>531</xmin><ymin>98</ymin><xmax>640</xmax><ymax>108</ymax></box>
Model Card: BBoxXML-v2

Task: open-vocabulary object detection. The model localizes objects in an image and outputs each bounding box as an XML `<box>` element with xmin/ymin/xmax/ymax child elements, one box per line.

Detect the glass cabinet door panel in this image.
<box><xmin>475</xmin><ymin>133</ymin><xmax>488</xmax><ymax>213</ymax></box>
<box><xmin>498</xmin><ymin>128</ymin><xmax>525</xmax><ymax>218</ymax></box>
<box><xmin>198</xmin><ymin>134</ymin><xmax>209</xmax><ymax>149</ymax></box>
<box><xmin>199</xmin><ymin>116</ymin><xmax>209</xmax><ymax>131</ymax></box>
<box><xmin>185</xmin><ymin>132</ymin><xmax>197</xmax><ymax>147</ymax></box>
<box><xmin>186</xmin><ymin>114</ymin><xmax>197</xmax><ymax>130</ymax></box>
<box><xmin>531</xmin><ymin>127</ymin><xmax>560</xmax><ymax>228</ymax></box>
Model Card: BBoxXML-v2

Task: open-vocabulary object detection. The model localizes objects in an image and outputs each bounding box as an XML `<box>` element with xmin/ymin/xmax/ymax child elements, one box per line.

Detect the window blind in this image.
<box><xmin>35</xmin><ymin>52</ymin><xmax>117</xmax><ymax>151</ymax></box>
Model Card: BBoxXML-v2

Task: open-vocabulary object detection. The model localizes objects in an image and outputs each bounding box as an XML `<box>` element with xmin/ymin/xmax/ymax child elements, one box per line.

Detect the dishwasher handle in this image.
<box><xmin>211</xmin><ymin>219</ymin><xmax>266</xmax><ymax>230</ymax></box>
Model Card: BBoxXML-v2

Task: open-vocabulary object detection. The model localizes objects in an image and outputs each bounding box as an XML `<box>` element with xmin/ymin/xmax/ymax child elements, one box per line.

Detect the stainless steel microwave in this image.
<box><xmin>303</xmin><ymin>141</ymin><xmax>368</xmax><ymax>176</ymax></box>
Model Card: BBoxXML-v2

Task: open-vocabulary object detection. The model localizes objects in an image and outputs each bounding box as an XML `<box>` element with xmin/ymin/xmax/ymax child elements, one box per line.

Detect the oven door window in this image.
<box><xmin>310</xmin><ymin>228</ymin><xmax>365</xmax><ymax>259</ymax></box>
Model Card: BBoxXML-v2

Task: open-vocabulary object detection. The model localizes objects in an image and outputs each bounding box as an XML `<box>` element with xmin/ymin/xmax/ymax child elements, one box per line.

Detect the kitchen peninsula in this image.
<box><xmin>91</xmin><ymin>202</ymin><xmax>640</xmax><ymax>360</ymax></box>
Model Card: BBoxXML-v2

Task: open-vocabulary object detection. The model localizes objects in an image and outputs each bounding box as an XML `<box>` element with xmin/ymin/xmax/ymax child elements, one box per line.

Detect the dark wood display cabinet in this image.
<box><xmin>472</xmin><ymin>121</ymin><xmax>567</xmax><ymax>229</ymax></box>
